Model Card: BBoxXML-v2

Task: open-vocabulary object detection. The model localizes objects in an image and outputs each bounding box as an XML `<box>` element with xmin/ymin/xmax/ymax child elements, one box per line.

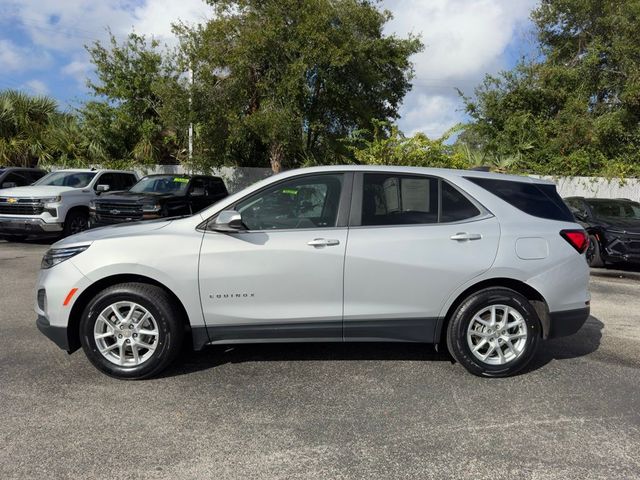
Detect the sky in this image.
<box><xmin>0</xmin><ymin>0</ymin><xmax>539</xmax><ymax>138</ymax></box>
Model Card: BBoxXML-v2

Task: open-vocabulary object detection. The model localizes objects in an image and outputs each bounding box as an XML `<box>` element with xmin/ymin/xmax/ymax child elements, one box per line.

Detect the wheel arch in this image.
<box><xmin>435</xmin><ymin>277</ymin><xmax>551</xmax><ymax>344</ymax></box>
<box><xmin>65</xmin><ymin>204</ymin><xmax>90</xmax><ymax>218</ymax></box>
<box><xmin>67</xmin><ymin>273</ymin><xmax>196</xmax><ymax>353</ymax></box>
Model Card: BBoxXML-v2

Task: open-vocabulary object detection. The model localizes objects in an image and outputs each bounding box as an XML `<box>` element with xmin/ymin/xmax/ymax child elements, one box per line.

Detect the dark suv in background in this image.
<box><xmin>0</xmin><ymin>167</ymin><xmax>46</xmax><ymax>189</ymax></box>
<box><xmin>89</xmin><ymin>174</ymin><xmax>228</xmax><ymax>227</ymax></box>
<box><xmin>564</xmin><ymin>196</ymin><xmax>640</xmax><ymax>267</ymax></box>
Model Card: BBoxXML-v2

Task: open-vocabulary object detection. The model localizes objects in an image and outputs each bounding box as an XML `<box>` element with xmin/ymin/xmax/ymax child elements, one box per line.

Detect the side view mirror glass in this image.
<box><xmin>96</xmin><ymin>184</ymin><xmax>110</xmax><ymax>193</ymax></box>
<box><xmin>211</xmin><ymin>210</ymin><xmax>246</xmax><ymax>232</ymax></box>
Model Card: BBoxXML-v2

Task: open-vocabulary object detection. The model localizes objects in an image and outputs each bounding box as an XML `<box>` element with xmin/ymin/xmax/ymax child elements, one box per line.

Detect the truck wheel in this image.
<box><xmin>63</xmin><ymin>210</ymin><xmax>89</xmax><ymax>236</ymax></box>
<box><xmin>79</xmin><ymin>282</ymin><xmax>184</xmax><ymax>380</ymax></box>
<box><xmin>446</xmin><ymin>288</ymin><xmax>540</xmax><ymax>378</ymax></box>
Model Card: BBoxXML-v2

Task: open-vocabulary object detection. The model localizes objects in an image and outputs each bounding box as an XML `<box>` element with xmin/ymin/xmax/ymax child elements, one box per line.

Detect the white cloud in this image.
<box><xmin>61</xmin><ymin>59</ymin><xmax>92</xmax><ymax>86</ymax></box>
<box><xmin>0</xmin><ymin>39</ymin><xmax>51</xmax><ymax>72</ymax></box>
<box><xmin>24</xmin><ymin>79</ymin><xmax>49</xmax><ymax>95</ymax></box>
<box><xmin>382</xmin><ymin>0</ymin><xmax>538</xmax><ymax>137</ymax></box>
<box><xmin>2</xmin><ymin>0</ymin><xmax>212</xmax><ymax>52</ymax></box>
<box><xmin>132</xmin><ymin>0</ymin><xmax>213</xmax><ymax>41</ymax></box>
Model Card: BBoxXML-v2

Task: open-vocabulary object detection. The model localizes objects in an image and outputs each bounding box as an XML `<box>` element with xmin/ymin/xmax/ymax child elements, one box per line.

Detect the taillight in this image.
<box><xmin>560</xmin><ymin>229</ymin><xmax>589</xmax><ymax>254</ymax></box>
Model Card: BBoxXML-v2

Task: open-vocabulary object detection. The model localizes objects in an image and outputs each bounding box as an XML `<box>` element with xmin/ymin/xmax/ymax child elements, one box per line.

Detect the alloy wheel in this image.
<box><xmin>466</xmin><ymin>304</ymin><xmax>528</xmax><ymax>365</ymax></box>
<box><xmin>93</xmin><ymin>302</ymin><xmax>159</xmax><ymax>367</ymax></box>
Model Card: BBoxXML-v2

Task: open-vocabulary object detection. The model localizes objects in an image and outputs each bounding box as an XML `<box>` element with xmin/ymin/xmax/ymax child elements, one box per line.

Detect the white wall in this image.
<box><xmin>539</xmin><ymin>176</ymin><xmax>640</xmax><ymax>201</ymax></box>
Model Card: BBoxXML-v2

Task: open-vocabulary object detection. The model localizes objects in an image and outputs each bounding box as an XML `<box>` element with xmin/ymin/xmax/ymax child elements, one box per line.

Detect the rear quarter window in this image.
<box><xmin>465</xmin><ymin>177</ymin><xmax>574</xmax><ymax>222</ymax></box>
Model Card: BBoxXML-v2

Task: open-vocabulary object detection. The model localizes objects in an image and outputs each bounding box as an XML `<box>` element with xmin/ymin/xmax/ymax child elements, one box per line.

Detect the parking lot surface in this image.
<box><xmin>1</xmin><ymin>240</ymin><xmax>639</xmax><ymax>480</ymax></box>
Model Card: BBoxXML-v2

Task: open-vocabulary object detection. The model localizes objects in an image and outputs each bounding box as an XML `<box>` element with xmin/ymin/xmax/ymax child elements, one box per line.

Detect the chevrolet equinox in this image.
<box><xmin>35</xmin><ymin>166</ymin><xmax>591</xmax><ymax>379</ymax></box>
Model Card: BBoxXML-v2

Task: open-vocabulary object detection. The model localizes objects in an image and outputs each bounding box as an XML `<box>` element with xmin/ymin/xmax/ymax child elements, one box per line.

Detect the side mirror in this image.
<box><xmin>211</xmin><ymin>210</ymin><xmax>246</xmax><ymax>232</ymax></box>
<box><xmin>96</xmin><ymin>184</ymin><xmax>110</xmax><ymax>194</ymax></box>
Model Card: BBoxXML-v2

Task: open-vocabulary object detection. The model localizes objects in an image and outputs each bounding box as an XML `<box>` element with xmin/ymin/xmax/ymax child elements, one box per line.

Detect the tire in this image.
<box><xmin>446</xmin><ymin>288</ymin><xmax>541</xmax><ymax>378</ymax></box>
<box><xmin>586</xmin><ymin>235</ymin><xmax>605</xmax><ymax>268</ymax></box>
<box><xmin>63</xmin><ymin>210</ymin><xmax>89</xmax><ymax>237</ymax></box>
<box><xmin>79</xmin><ymin>282</ymin><xmax>184</xmax><ymax>379</ymax></box>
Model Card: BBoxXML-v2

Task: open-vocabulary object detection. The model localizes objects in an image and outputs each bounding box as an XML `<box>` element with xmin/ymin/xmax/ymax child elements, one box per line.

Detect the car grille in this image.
<box><xmin>0</xmin><ymin>198</ymin><xmax>44</xmax><ymax>215</ymax></box>
<box><xmin>95</xmin><ymin>202</ymin><xmax>143</xmax><ymax>220</ymax></box>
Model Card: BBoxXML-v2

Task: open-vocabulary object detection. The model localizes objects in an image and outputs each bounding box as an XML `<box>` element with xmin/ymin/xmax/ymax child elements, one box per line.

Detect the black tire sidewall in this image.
<box><xmin>447</xmin><ymin>288</ymin><xmax>540</xmax><ymax>377</ymax></box>
<box><xmin>79</xmin><ymin>284</ymin><xmax>182</xmax><ymax>379</ymax></box>
<box><xmin>63</xmin><ymin>210</ymin><xmax>89</xmax><ymax>237</ymax></box>
<box><xmin>587</xmin><ymin>235</ymin><xmax>605</xmax><ymax>267</ymax></box>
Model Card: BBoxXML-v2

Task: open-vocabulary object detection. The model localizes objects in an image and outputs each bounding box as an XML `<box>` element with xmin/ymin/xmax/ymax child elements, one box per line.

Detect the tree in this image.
<box><xmin>346</xmin><ymin>120</ymin><xmax>467</xmax><ymax>169</ymax></box>
<box><xmin>82</xmin><ymin>32</ymin><xmax>185</xmax><ymax>165</ymax></box>
<box><xmin>461</xmin><ymin>0</ymin><xmax>640</xmax><ymax>177</ymax></box>
<box><xmin>0</xmin><ymin>90</ymin><xmax>57</xmax><ymax>167</ymax></box>
<box><xmin>175</xmin><ymin>0</ymin><xmax>422</xmax><ymax>172</ymax></box>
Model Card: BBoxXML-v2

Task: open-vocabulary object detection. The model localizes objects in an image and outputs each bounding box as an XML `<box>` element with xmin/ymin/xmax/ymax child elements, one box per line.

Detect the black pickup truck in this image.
<box><xmin>89</xmin><ymin>174</ymin><xmax>228</xmax><ymax>228</ymax></box>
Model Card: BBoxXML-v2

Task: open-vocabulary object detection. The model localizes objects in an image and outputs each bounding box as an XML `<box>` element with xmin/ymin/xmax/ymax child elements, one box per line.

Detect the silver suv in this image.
<box><xmin>35</xmin><ymin>166</ymin><xmax>590</xmax><ymax>379</ymax></box>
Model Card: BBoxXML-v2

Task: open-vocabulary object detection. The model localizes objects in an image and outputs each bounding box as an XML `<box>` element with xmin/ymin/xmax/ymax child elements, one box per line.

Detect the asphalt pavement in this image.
<box><xmin>1</xmin><ymin>239</ymin><xmax>639</xmax><ymax>480</ymax></box>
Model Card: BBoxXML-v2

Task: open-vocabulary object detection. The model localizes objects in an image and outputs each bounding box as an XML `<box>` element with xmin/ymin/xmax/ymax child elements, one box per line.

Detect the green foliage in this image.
<box><xmin>82</xmin><ymin>32</ymin><xmax>184</xmax><ymax>165</ymax></box>
<box><xmin>0</xmin><ymin>90</ymin><xmax>57</xmax><ymax>166</ymax></box>
<box><xmin>461</xmin><ymin>0</ymin><xmax>640</xmax><ymax>177</ymax></box>
<box><xmin>174</xmin><ymin>0</ymin><xmax>422</xmax><ymax>171</ymax></box>
<box><xmin>347</xmin><ymin>120</ymin><xmax>467</xmax><ymax>169</ymax></box>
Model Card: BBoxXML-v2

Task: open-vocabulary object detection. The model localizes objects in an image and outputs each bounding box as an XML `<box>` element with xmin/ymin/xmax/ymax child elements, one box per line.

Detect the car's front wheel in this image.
<box><xmin>446</xmin><ymin>288</ymin><xmax>540</xmax><ymax>377</ymax></box>
<box><xmin>79</xmin><ymin>282</ymin><xmax>184</xmax><ymax>379</ymax></box>
<box><xmin>63</xmin><ymin>210</ymin><xmax>89</xmax><ymax>237</ymax></box>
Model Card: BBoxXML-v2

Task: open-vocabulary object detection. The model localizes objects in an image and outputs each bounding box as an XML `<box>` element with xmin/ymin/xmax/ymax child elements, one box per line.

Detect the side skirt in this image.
<box><xmin>197</xmin><ymin>318</ymin><xmax>441</xmax><ymax>346</ymax></box>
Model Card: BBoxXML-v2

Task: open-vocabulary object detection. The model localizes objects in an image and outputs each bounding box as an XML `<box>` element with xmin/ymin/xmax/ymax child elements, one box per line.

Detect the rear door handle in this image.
<box><xmin>450</xmin><ymin>232</ymin><xmax>482</xmax><ymax>241</ymax></box>
<box><xmin>307</xmin><ymin>238</ymin><xmax>340</xmax><ymax>247</ymax></box>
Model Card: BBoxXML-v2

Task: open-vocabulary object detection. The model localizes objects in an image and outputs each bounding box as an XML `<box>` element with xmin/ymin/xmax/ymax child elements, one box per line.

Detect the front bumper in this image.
<box><xmin>548</xmin><ymin>306</ymin><xmax>590</xmax><ymax>338</ymax></box>
<box><xmin>0</xmin><ymin>216</ymin><xmax>63</xmax><ymax>233</ymax></box>
<box><xmin>604</xmin><ymin>232</ymin><xmax>640</xmax><ymax>264</ymax></box>
<box><xmin>36</xmin><ymin>315</ymin><xmax>70</xmax><ymax>351</ymax></box>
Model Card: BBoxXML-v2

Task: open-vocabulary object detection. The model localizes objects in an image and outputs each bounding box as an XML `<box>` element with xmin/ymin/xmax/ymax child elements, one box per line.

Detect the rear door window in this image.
<box><xmin>361</xmin><ymin>174</ymin><xmax>439</xmax><ymax>226</ymax></box>
<box><xmin>465</xmin><ymin>177</ymin><xmax>574</xmax><ymax>222</ymax></box>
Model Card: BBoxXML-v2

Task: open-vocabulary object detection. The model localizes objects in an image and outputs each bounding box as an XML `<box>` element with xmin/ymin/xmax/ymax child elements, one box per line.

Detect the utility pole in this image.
<box><xmin>188</xmin><ymin>66</ymin><xmax>193</xmax><ymax>163</ymax></box>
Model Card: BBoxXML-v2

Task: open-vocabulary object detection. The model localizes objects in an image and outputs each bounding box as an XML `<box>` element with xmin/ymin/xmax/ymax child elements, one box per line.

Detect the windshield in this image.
<box><xmin>587</xmin><ymin>200</ymin><xmax>640</xmax><ymax>220</ymax></box>
<box><xmin>129</xmin><ymin>175</ymin><xmax>190</xmax><ymax>194</ymax></box>
<box><xmin>35</xmin><ymin>171</ymin><xmax>96</xmax><ymax>188</ymax></box>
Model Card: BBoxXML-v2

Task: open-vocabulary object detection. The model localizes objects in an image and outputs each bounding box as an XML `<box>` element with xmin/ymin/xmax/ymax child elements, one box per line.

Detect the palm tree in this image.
<box><xmin>0</xmin><ymin>90</ymin><xmax>58</xmax><ymax>167</ymax></box>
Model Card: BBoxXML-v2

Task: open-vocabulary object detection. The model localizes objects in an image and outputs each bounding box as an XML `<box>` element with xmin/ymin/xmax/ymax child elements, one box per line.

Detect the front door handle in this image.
<box><xmin>307</xmin><ymin>238</ymin><xmax>340</xmax><ymax>247</ymax></box>
<box><xmin>450</xmin><ymin>232</ymin><xmax>482</xmax><ymax>241</ymax></box>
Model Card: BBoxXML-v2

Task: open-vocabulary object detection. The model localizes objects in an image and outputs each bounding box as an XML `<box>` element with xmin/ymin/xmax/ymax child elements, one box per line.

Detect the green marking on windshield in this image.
<box><xmin>173</xmin><ymin>177</ymin><xmax>190</xmax><ymax>183</ymax></box>
<box><xmin>282</xmin><ymin>188</ymin><xmax>298</xmax><ymax>195</ymax></box>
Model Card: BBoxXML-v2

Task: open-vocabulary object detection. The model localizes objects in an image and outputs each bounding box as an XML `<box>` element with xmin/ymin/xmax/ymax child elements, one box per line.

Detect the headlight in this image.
<box><xmin>142</xmin><ymin>202</ymin><xmax>161</xmax><ymax>213</ymax></box>
<box><xmin>41</xmin><ymin>245</ymin><xmax>90</xmax><ymax>269</ymax></box>
<box><xmin>38</xmin><ymin>196</ymin><xmax>61</xmax><ymax>204</ymax></box>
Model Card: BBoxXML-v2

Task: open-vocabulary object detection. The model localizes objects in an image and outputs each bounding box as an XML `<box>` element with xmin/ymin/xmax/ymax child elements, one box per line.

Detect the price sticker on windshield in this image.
<box><xmin>173</xmin><ymin>177</ymin><xmax>190</xmax><ymax>183</ymax></box>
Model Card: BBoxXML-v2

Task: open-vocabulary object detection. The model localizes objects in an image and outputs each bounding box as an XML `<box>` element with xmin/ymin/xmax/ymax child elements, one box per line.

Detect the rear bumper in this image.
<box><xmin>548</xmin><ymin>306</ymin><xmax>590</xmax><ymax>338</ymax></box>
<box><xmin>36</xmin><ymin>315</ymin><xmax>70</xmax><ymax>351</ymax></box>
<box><xmin>0</xmin><ymin>216</ymin><xmax>63</xmax><ymax>233</ymax></box>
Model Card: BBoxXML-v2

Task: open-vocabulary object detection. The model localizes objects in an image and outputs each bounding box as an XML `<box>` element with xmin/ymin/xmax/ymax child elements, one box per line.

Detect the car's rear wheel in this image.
<box><xmin>586</xmin><ymin>234</ymin><xmax>605</xmax><ymax>268</ymax></box>
<box><xmin>446</xmin><ymin>288</ymin><xmax>540</xmax><ymax>377</ymax></box>
<box><xmin>79</xmin><ymin>283</ymin><xmax>184</xmax><ymax>379</ymax></box>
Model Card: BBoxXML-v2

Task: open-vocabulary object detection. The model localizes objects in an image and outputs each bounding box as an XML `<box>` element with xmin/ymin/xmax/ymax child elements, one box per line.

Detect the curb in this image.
<box><xmin>590</xmin><ymin>268</ymin><xmax>640</xmax><ymax>281</ymax></box>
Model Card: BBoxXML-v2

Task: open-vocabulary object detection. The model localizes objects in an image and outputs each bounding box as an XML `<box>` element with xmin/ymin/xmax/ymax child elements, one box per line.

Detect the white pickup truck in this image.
<box><xmin>0</xmin><ymin>169</ymin><xmax>138</xmax><ymax>240</ymax></box>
